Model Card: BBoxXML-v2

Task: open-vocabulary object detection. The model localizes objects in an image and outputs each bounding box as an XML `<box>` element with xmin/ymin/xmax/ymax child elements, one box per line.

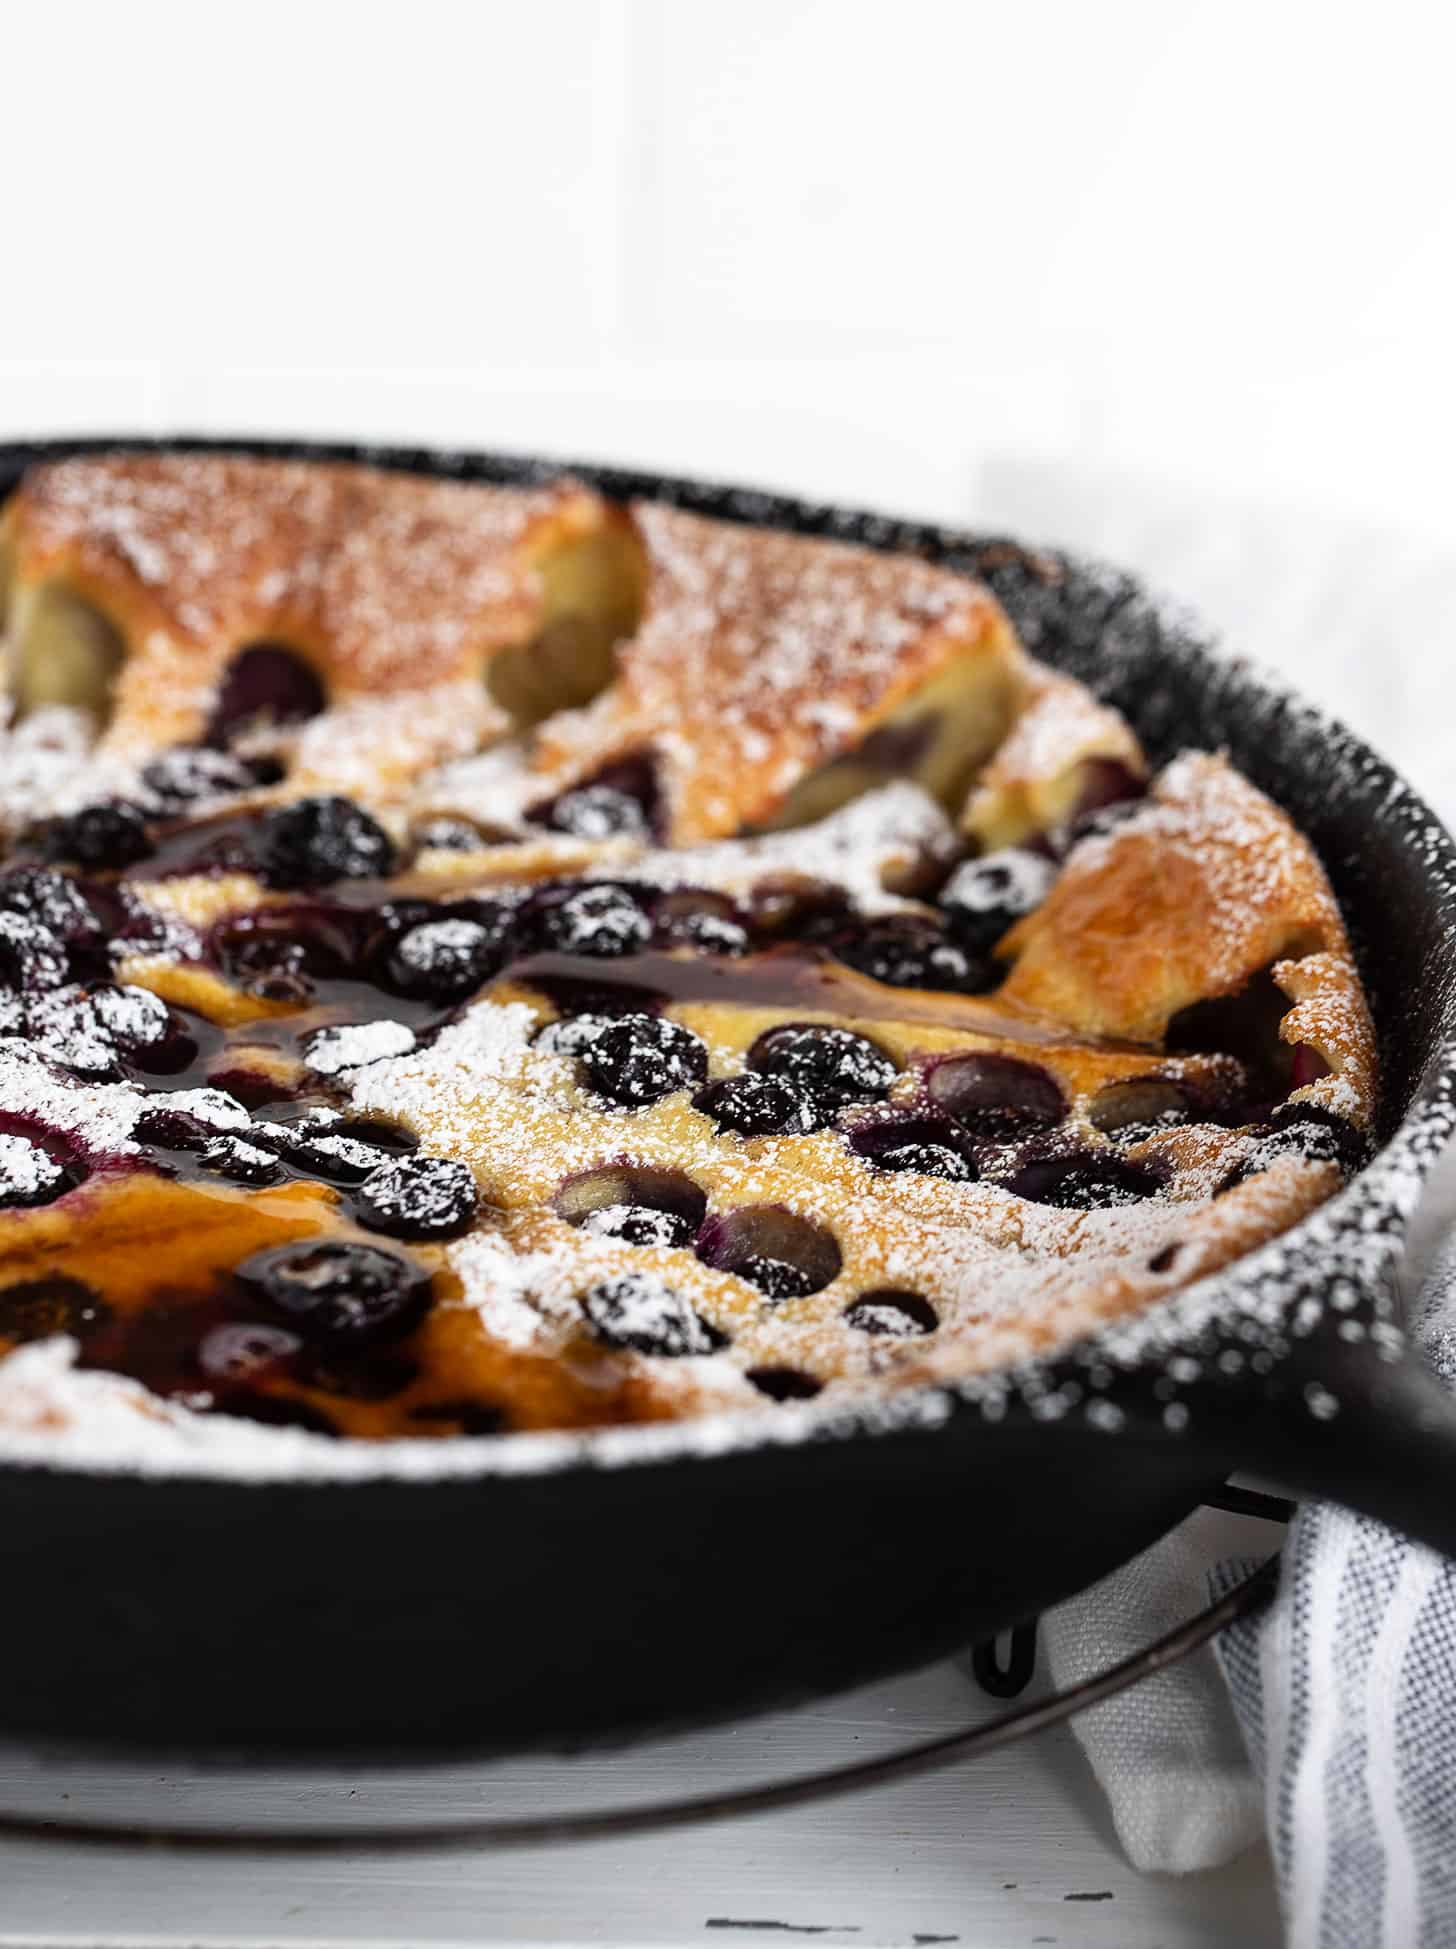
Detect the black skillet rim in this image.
<box><xmin>0</xmin><ymin>431</ymin><xmax>1453</xmax><ymax>1484</ymax></box>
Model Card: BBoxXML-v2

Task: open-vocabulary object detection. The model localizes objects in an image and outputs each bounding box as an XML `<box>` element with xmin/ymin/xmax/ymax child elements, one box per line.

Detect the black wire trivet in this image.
<box><xmin>0</xmin><ymin>1485</ymin><xmax>1290</xmax><ymax>1854</ymax></box>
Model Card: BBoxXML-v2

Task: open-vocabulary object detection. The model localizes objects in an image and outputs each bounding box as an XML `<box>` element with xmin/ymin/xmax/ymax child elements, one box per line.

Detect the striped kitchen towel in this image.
<box><xmin>1216</xmin><ymin>1223</ymin><xmax>1456</xmax><ymax>1946</ymax></box>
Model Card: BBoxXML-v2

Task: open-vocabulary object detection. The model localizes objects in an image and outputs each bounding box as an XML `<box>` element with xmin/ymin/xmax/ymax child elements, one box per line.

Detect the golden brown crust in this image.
<box><xmin>997</xmin><ymin>751</ymin><xmax>1376</xmax><ymax>1127</ymax></box>
<box><xmin>963</xmin><ymin>665</ymin><xmax>1148</xmax><ymax>848</ymax></box>
<box><xmin>2</xmin><ymin>455</ymin><xmax>611</xmax><ymax>788</ymax></box>
<box><xmin>524</xmin><ymin>501</ymin><xmax>1023</xmax><ymax>844</ymax></box>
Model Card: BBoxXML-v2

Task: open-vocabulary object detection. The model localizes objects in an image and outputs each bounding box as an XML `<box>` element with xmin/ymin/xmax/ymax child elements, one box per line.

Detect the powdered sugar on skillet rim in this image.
<box><xmin>0</xmin><ymin>503</ymin><xmax>1452</xmax><ymax>1480</ymax></box>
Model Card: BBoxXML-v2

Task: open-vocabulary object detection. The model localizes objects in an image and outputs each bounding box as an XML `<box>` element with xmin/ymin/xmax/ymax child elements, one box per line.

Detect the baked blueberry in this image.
<box><xmin>746</xmin><ymin>1366</ymin><xmax>823</xmax><ymax>1401</ymax></box>
<box><xmin>652</xmin><ymin>891</ymin><xmax>751</xmax><ymax>955</ymax></box>
<box><xmin>352</xmin><ymin>1155</ymin><xmax>479</xmax><ymax>1240</ymax></box>
<box><xmin>1087</xmin><ymin>1077</ymin><xmax>1195</xmax><ymax>1145</ymax></box>
<box><xmin>874</xmin><ymin>1141</ymin><xmax>975</xmax><ymax>1180</ymax></box>
<box><xmin>554</xmin><ymin>1165</ymin><xmax>706</xmax><ymax>1245</ymax></box>
<box><xmin>1220</xmin><ymin>1105</ymin><xmax>1368</xmax><ymax>1191</ymax></box>
<box><xmin>197</xmin><ymin>1135</ymin><xmax>284</xmax><ymax>1185</ymax></box>
<box><xmin>843</xmin><ymin>1289</ymin><xmax>939</xmax><ymax>1336</ymax></box>
<box><xmin>531</xmin><ymin>884</ymin><xmax>652</xmax><ymax>957</ymax></box>
<box><xmin>734</xmin><ymin>1256</ymin><xmax>821</xmax><ymax>1299</ymax></box>
<box><xmin>696</xmin><ymin>1207</ymin><xmax>841</xmax><ymax>1300</ymax></box>
<box><xmin>386</xmin><ymin>916</ymin><xmax>501</xmax><ymax>1001</ymax></box>
<box><xmin>141</xmin><ymin>746</ymin><xmax>264</xmax><ymax>810</ymax></box>
<box><xmin>1005</xmin><ymin>1151</ymin><xmax>1162</xmax><ymax>1210</ymax></box>
<box><xmin>926</xmin><ymin>1053</ymin><xmax>1066</xmax><ymax>1144</ymax></box>
<box><xmin>0</xmin><ymin>912</ymin><xmax>69</xmax><ymax>996</ymax></box>
<box><xmin>694</xmin><ymin>1071</ymin><xmax>825</xmax><ymax>1137</ymax></box>
<box><xmin>833</xmin><ymin>915</ymin><xmax>994</xmax><ymax>994</ymax></box>
<box><xmin>540</xmin><ymin>784</ymin><xmax>650</xmax><ymax>840</ymax></box>
<box><xmin>257</xmin><ymin>1114</ymin><xmax>390</xmax><ymax>1186</ymax></box>
<box><xmin>0</xmin><ymin>865</ymin><xmax>99</xmax><ymax>948</ymax></box>
<box><xmin>530</xmin><ymin>757</ymin><xmax>658</xmax><ymax>840</ymax></box>
<box><xmin>234</xmin><ymin>1239</ymin><xmax>433</xmax><ymax>1344</ymax></box>
<box><xmin>208</xmin><ymin>644</ymin><xmax>326</xmax><ymax>742</ymax></box>
<box><xmin>25</xmin><ymin>990</ymin><xmax>121</xmax><ymax>1076</ymax></box>
<box><xmin>258</xmin><ymin>796</ymin><xmax>397</xmax><ymax>888</ymax></box>
<box><xmin>411</xmin><ymin>816</ymin><xmax>495</xmax><ymax>853</ymax></box>
<box><xmin>578</xmin><ymin>1203</ymin><xmax>698</xmax><ymax>1248</ymax></box>
<box><xmin>41</xmin><ymin>802</ymin><xmax>153</xmax><ymax>872</ymax></box>
<box><xmin>0</xmin><ymin>1273</ymin><xmax>110</xmax><ymax>1342</ymax></box>
<box><xmin>89</xmin><ymin>983</ymin><xmax>172</xmax><ymax>1054</ymax></box>
<box><xmin>749</xmin><ymin>1023</ymin><xmax>897</xmax><ymax>1110</ymax></box>
<box><xmin>578</xmin><ymin>1012</ymin><xmax>708</xmax><ymax>1106</ymax></box>
<box><xmin>940</xmin><ymin>847</ymin><xmax>1056</xmax><ymax>952</ymax></box>
<box><xmin>581</xmin><ymin>1274</ymin><xmax>718</xmax><ymax>1357</ymax></box>
<box><xmin>849</xmin><ymin>1117</ymin><xmax>977</xmax><ymax>1182</ymax></box>
<box><xmin>0</xmin><ymin>1133</ymin><xmax>72</xmax><ymax>1209</ymax></box>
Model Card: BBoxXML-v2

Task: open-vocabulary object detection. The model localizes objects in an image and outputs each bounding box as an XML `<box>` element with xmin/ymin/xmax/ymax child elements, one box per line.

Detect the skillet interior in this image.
<box><xmin>0</xmin><ymin>435</ymin><xmax>1451</xmax><ymax>1756</ymax></box>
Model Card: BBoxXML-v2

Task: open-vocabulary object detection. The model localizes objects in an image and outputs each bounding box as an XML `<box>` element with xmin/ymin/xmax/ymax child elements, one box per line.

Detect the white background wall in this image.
<box><xmin>4</xmin><ymin>0</ymin><xmax>1453</xmax><ymax>801</ymax></box>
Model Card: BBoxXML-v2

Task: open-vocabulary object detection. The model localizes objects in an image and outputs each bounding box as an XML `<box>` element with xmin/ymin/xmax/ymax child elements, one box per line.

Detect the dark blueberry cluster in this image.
<box><xmin>258</xmin><ymin>1111</ymin><xmax>399</xmax><ymax>1185</ymax></box>
<box><xmin>750</xmin><ymin>1023</ymin><xmax>898</xmax><ymax>1110</ymax></box>
<box><xmin>694</xmin><ymin>1072</ymin><xmax>825</xmax><ymax>1138</ymax></box>
<box><xmin>196</xmin><ymin>1134</ymin><xmax>284</xmax><ymax>1186</ymax></box>
<box><xmin>577</xmin><ymin>1012</ymin><xmax>708</xmax><ymax>1106</ymax></box>
<box><xmin>580</xmin><ymin>1274</ymin><xmax>719</xmax><ymax>1357</ymax></box>
<box><xmin>258</xmin><ymin>796</ymin><xmax>397</xmax><ymax>889</ymax></box>
<box><xmin>830</xmin><ymin>915</ymin><xmax>995</xmax><ymax>994</ymax></box>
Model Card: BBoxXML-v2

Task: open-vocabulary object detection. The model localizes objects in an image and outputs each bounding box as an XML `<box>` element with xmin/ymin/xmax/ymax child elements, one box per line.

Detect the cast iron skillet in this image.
<box><xmin>0</xmin><ymin>435</ymin><xmax>1453</xmax><ymax>1758</ymax></box>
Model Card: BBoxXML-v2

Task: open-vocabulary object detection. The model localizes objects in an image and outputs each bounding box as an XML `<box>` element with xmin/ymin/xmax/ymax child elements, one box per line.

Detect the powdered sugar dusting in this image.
<box><xmin>0</xmin><ymin>456</ymin><xmax>1449</xmax><ymax>1484</ymax></box>
<box><xmin>605</xmin><ymin>782</ymin><xmax>957</xmax><ymax>913</ymax></box>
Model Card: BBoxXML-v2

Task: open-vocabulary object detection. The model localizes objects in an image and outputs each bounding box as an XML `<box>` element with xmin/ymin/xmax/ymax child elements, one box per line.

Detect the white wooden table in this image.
<box><xmin>0</xmin><ymin>1648</ymin><xmax>1280</xmax><ymax>1949</ymax></box>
